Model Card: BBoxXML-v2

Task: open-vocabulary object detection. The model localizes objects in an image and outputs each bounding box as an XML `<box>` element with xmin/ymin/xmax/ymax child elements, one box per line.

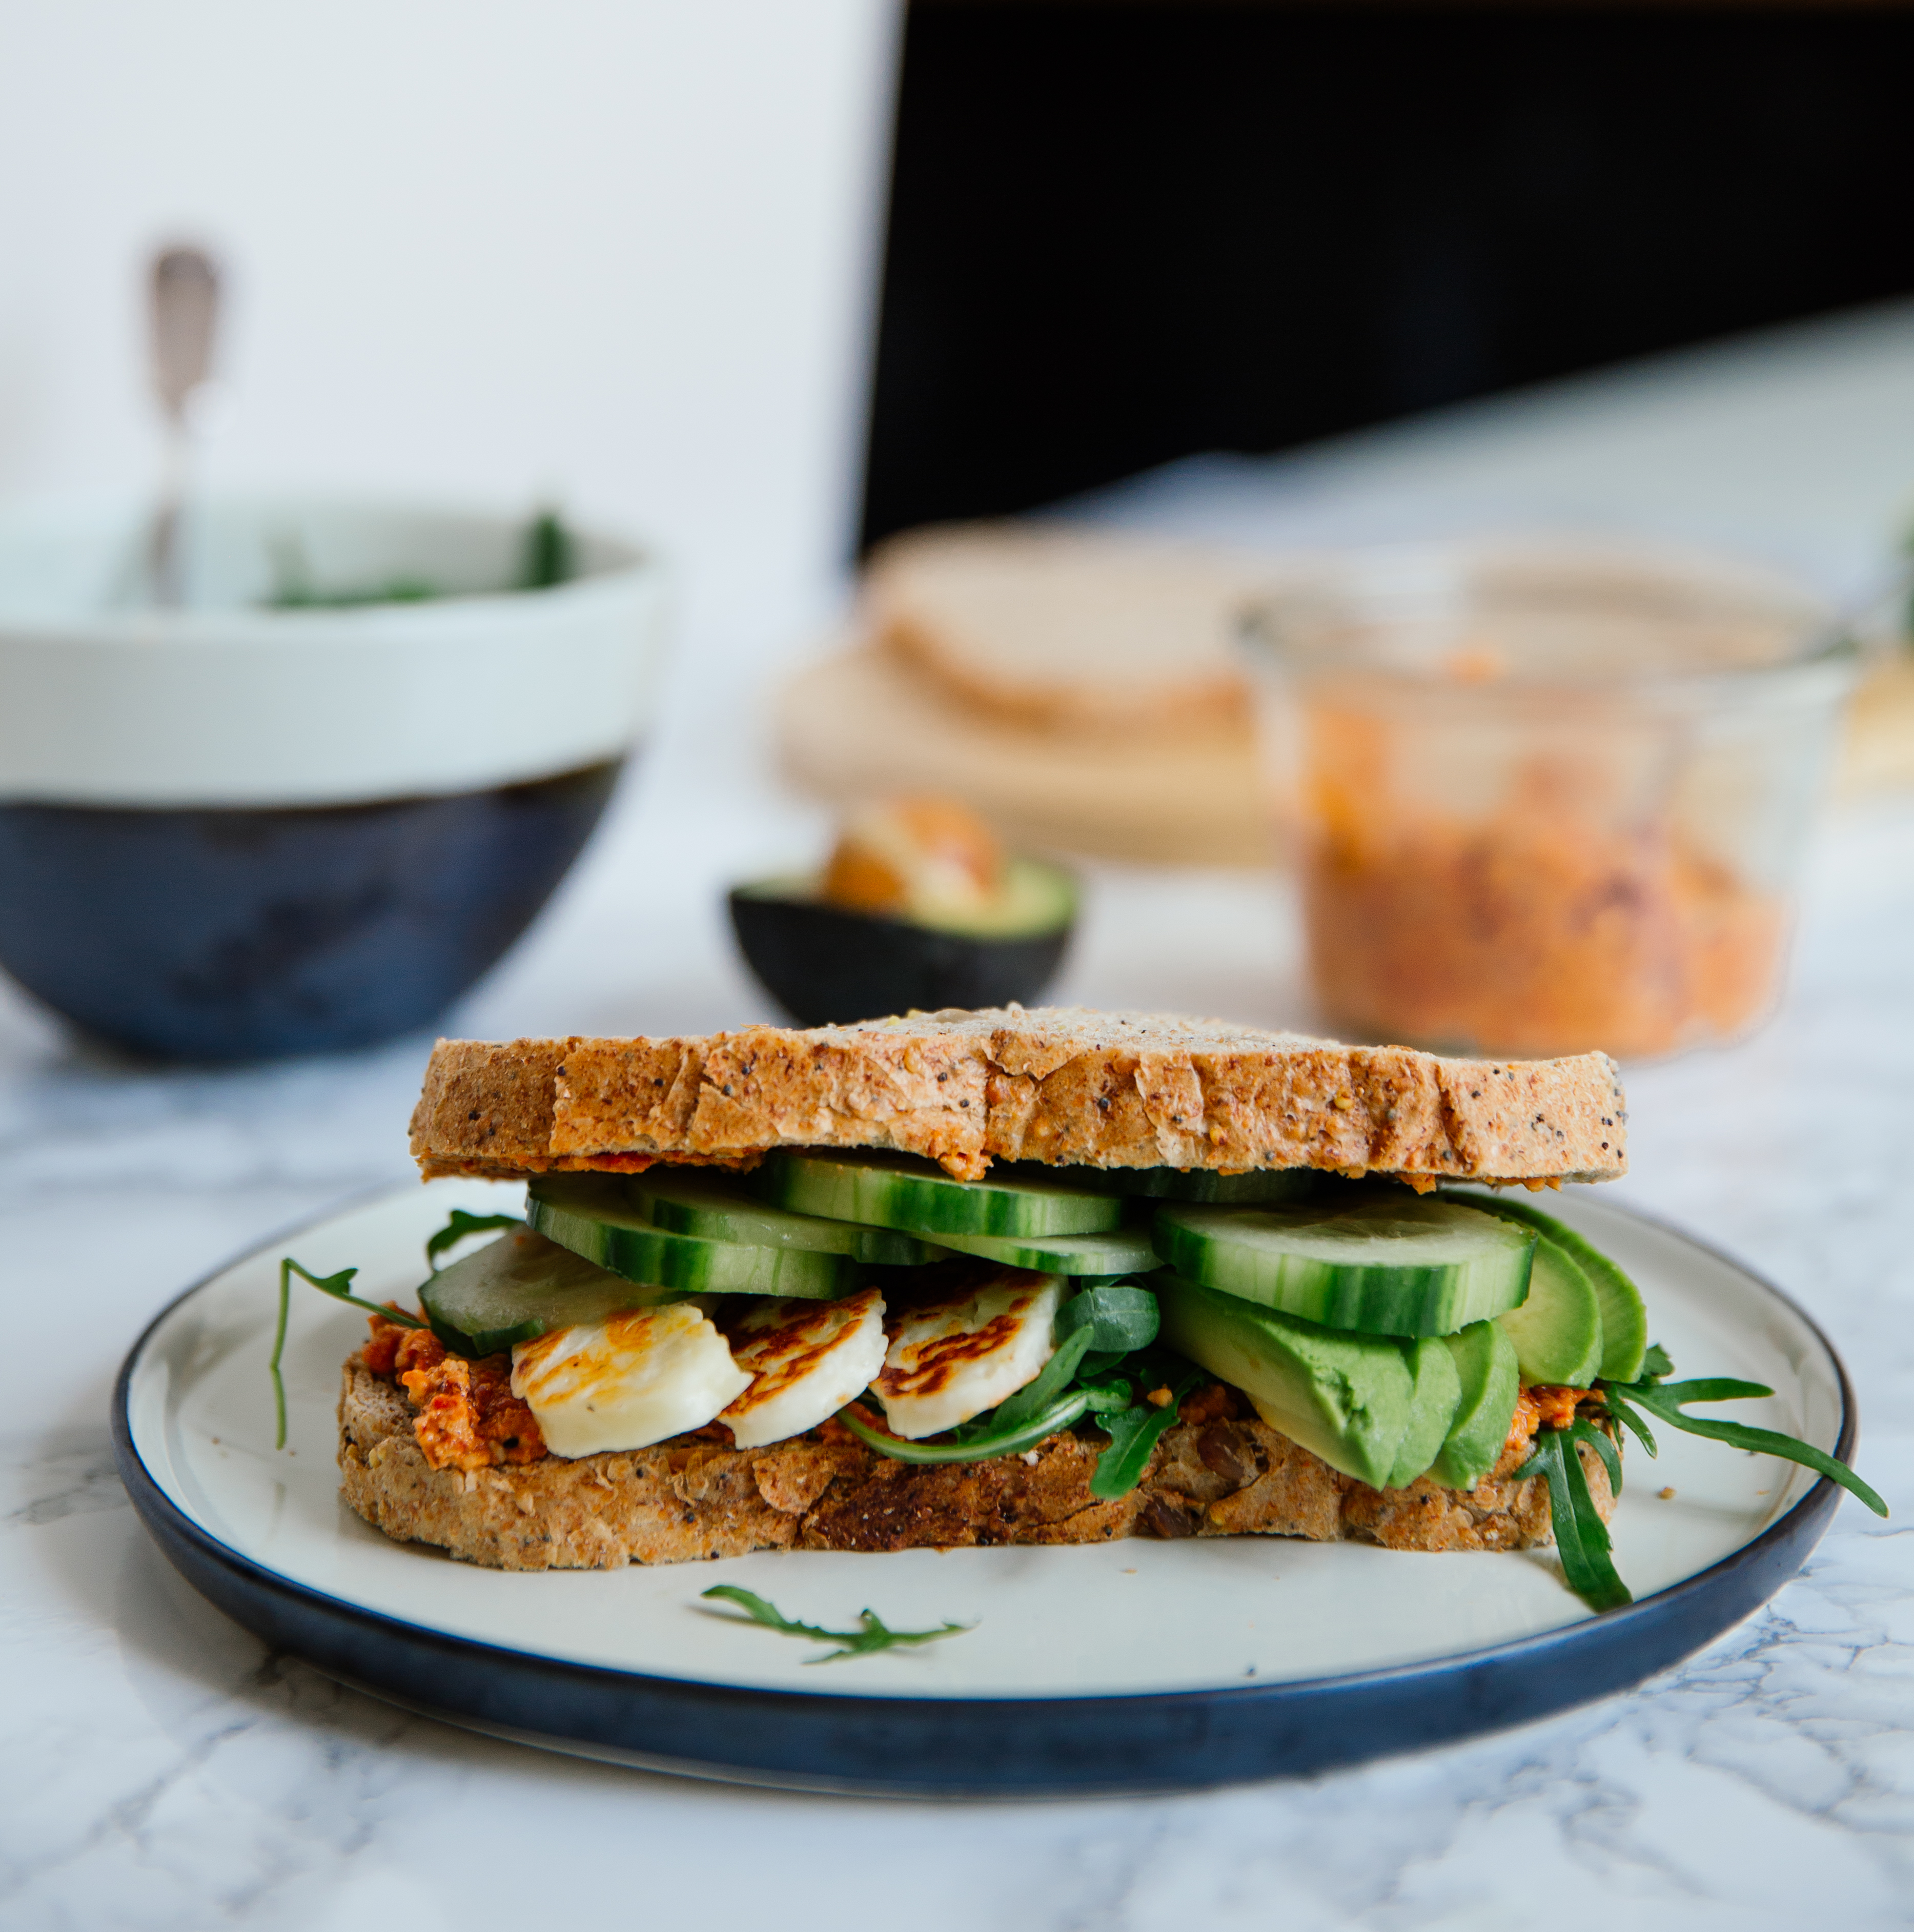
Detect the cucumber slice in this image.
<box><xmin>757</xmin><ymin>1148</ymin><xmax>1122</xmax><ymax>1238</ymax></box>
<box><xmin>1155</xmin><ymin>1273</ymin><xmax>1415</xmax><ymax>1490</ymax></box>
<box><xmin>527</xmin><ymin>1175</ymin><xmax>853</xmax><ymax>1299</ymax></box>
<box><xmin>1496</xmin><ymin>1236</ymin><xmax>1603</xmax><ymax>1386</ymax></box>
<box><xmin>1449</xmin><ymin>1191</ymin><xmax>1647</xmax><ymax>1383</ymax></box>
<box><xmin>933</xmin><ymin>1224</ymin><xmax>1160</xmax><ymax>1277</ymax></box>
<box><xmin>620</xmin><ymin>1169</ymin><xmax>947</xmax><ymax>1266</ymax></box>
<box><xmin>1431</xmin><ymin>1319</ymin><xmax>1521</xmax><ymax>1490</ymax></box>
<box><xmin>1123</xmin><ymin>1168</ymin><xmax>1318</xmax><ymax>1205</ymax></box>
<box><xmin>1384</xmin><ymin>1336</ymin><xmax>1463</xmax><ymax>1490</ymax></box>
<box><xmin>1152</xmin><ymin>1196</ymin><xmax>1535</xmax><ymax>1337</ymax></box>
<box><xmin>419</xmin><ymin>1229</ymin><xmax>670</xmax><ymax>1356</ymax></box>
<box><xmin>1002</xmin><ymin>1164</ymin><xmax>1317</xmax><ymax>1205</ymax></box>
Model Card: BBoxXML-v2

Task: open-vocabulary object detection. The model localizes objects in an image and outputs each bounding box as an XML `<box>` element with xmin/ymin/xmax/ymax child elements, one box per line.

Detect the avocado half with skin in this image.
<box><xmin>729</xmin><ymin>859</ymin><xmax>1076</xmax><ymax>1026</ymax></box>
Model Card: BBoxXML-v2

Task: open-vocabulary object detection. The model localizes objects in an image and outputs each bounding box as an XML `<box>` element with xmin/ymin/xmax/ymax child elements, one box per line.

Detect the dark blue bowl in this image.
<box><xmin>0</xmin><ymin>495</ymin><xmax>668</xmax><ymax>1062</ymax></box>
<box><xmin>0</xmin><ymin>761</ymin><xmax>621</xmax><ymax>1061</ymax></box>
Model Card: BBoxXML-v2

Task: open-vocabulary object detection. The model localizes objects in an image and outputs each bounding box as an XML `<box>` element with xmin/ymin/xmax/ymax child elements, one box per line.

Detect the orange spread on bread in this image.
<box><xmin>362</xmin><ymin>1315</ymin><xmax>545</xmax><ymax>1471</ymax></box>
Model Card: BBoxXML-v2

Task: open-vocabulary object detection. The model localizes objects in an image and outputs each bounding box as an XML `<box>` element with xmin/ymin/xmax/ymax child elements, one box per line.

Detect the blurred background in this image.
<box><xmin>2</xmin><ymin>0</ymin><xmax>1912</xmax><ymax>1067</ymax></box>
<box><xmin>865</xmin><ymin>1</ymin><xmax>1914</xmax><ymax>543</ymax></box>
<box><xmin>0</xmin><ymin>0</ymin><xmax>893</xmax><ymax>653</ymax></box>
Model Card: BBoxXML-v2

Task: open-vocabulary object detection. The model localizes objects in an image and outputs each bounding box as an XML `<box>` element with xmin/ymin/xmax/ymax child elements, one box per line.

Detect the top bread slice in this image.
<box><xmin>864</xmin><ymin>523</ymin><xmax>1271</xmax><ymax>736</ymax></box>
<box><xmin>411</xmin><ymin>1006</ymin><xmax>1626</xmax><ymax>1188</ymax></box>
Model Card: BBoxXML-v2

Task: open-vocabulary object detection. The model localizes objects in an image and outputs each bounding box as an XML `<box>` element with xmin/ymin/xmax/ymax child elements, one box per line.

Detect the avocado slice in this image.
<box><xmin>1449</xmin><ymin>1190</ymin><xmax>1647</xmax><ymax>1383</ymax></box>
<box><xmin>1496</xmin><ymin>1236</ymin><xmax>1604</xmax><ymax>1387</ymax></box>
<box><xmin>728</xmin><ymin>862</ymin><xmax>1075</xmax><ymax>1028</ymax></box>
<box><xmin>1432</xmin><ymin>1318</ymin><xmax>1522</xmax><ymax>1489</ymax></box>
<box><xmin>1384</xmin><ymin>1335</ymin><xmax>1463</xmax><ymax>1489</ymax></box>
<box><xmin>1155</xmin><ymin>1274</ymin><xmax>1417</xmax><ymax>1489</ymax></box>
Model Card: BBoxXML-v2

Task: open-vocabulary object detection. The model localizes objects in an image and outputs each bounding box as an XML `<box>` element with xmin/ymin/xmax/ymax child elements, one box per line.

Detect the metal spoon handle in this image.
<box><xmin>148</xmin><ymin>246</ymin><xmax>220</xmax><ymax>606</ymax></box>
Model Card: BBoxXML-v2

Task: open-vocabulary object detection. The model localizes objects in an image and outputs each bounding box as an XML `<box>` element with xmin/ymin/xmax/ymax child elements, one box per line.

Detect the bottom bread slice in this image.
<box><xmin>338</xmin><ymin>1358</ymin><xmax>1614</xmax><ymax>1572</ymax></box>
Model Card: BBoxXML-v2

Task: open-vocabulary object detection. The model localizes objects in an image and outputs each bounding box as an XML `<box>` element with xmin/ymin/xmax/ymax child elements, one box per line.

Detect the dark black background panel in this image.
<box><xmin>859</xmin><ymin>3</ymin><xmax>1914</xmax><ymax>549</ymax></box>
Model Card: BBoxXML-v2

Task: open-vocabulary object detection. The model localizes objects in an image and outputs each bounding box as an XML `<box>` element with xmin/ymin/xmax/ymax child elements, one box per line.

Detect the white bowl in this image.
<box><xmin>0</xmin><ymin>493</ymin><xmax>668</xmax><ymax>807</ymax></box>
<box><xmin>0</xmin><ymin>494</ymin><xmax>669</xmax><ymax>1059</ymax></box>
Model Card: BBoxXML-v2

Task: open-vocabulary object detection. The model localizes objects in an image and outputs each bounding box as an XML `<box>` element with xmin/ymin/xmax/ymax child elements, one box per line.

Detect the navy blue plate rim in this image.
<box><xmin>111</xmin><ymin>1190</ymin><xmax>1857</xmax><ymax>1798</ymax></box>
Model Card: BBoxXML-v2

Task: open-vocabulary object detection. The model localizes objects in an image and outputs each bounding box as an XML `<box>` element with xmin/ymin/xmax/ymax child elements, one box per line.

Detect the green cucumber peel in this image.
<box><xmin>1597</xmin><ymin>1349</ymin><xmax>1886</xmax><ymax>1518</ymax></box>
<box><xmin>272</xmin><ymin>1255</ymin><xmax>424</xmax><ymax>1451</ymax></box>
<box><xmin>425</xmin><ymin>1209</ymin><xmax>524</xmax><ymax>1272</ymax></box>
<box><xmin>699</xmin><ymin>1585</ymin><xmax>971</xmax><ymax>1663</ymax></box>
<box><xmin>1515</xmin><ymin>1420</ymin><xmax>1632</xmax><ymax>1613</ymax></box>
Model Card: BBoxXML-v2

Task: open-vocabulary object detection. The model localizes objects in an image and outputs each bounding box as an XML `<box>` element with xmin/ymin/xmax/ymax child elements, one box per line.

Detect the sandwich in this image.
<box><xmin>280</xmin><ymin>1007</ymin><xmax>1880</xmax><ymax>1611</ymax></box>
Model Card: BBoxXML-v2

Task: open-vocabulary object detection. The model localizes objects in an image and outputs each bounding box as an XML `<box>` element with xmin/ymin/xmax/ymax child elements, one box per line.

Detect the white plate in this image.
<box><xmin>115</xmin><ymin>1181</ymin><xmax>1855</xmax><ymax>1792</ymax></box>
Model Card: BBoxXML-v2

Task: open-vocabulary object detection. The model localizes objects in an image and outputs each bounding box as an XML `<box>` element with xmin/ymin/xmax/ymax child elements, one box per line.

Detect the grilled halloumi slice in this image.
<box><xmin>510</xmin><ymin>1302</ymin><xmax>751</xmax><ymax>1458</ymax></box>
<box><xmin>873</xmin><ymin>1268</ymin><xmax>1061</xmax><ymax>1439</ymax></box>
<box><xmin>718</xmin><ymin>1287</ymin><xmax>889</xmax><ymax>1449</ymax></box>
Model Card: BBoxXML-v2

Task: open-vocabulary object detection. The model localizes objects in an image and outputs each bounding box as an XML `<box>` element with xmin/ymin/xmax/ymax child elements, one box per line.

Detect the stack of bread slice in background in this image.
<box><xmin>777</xmin><ymin>520</ymin><xmax>1914</xmax><ymax>865</ymax></box>
<box><xmin>776</xmin><ymin>523</ymin><xmax>1278</xmax><ymax>865</ymax></box>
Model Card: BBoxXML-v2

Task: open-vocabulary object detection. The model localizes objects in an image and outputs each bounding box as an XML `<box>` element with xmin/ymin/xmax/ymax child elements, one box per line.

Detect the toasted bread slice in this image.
<box><xmin>409</xmin><ymin>1007</ymin><xmax>1626</xmax><ymax>1187</ymax></box>
<box><xmin>339</xmin><ymin>1357</ymin><xmax>1613</xmax><ymax>1571</ymax></box>
<box><xmin>864</xmin><ymin>523</ymin><xmax>1269</xmax><ymax>736</ymax></box>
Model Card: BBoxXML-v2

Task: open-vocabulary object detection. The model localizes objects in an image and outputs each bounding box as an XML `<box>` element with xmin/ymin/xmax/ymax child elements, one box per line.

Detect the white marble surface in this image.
<box><xmin>9</xmin><ymin>310</ymin><xmax>1914</xmax><ymax>1928</ymax></box>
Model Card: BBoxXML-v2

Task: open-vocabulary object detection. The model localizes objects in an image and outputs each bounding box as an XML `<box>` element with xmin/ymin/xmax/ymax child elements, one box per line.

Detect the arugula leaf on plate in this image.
<box><xmin>700</xmin><ymin>1585</ymin><xmax>971</xmax><ymax>1663</ymax></box>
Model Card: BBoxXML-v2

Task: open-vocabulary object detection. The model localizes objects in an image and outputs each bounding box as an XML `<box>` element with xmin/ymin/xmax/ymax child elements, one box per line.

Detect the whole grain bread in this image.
<box><xmin>339</xmin><ymin>1358</ymin><xmax>1612</xmax><ymax>1571</ymax></box>
<box><xmin>864</xmin><ymin>523</ymin><xmax>1270</xmax><ymax>736</ymax></box>
<box><xmin>409</xmin><ymin>1007</ymin><xmax>1626</xmax><ymax>1187</ymax></box>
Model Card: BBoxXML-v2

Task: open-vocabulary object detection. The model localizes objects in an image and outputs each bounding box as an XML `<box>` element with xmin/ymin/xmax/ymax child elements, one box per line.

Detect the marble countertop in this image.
<box><xmin>10</xmin><ymin>312</ymin><xmax>1914</xmax><ymax>1929</ymax></box>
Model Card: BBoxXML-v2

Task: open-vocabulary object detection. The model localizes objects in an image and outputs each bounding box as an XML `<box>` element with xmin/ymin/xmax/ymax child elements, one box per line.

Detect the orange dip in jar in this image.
<box><xmin>1243</xmin><ymin>543</ymin><xmax>1857</xmax><ymax>1061</ymax></box>
<box><xmin>1300</xmin><ymin>717</ymin><xmax>1787</xmax><ymax>1057</ymax></box>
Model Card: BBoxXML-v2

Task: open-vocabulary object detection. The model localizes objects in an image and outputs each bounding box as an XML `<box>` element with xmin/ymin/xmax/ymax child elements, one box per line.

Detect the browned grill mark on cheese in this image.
<box><xmin>410</xmin><ymin>1007</ymin><xmax>1627</xmax><ymax>1187</ymax></box>
<box><xmin>718</xmin><ymin>1290</ymin><xmax>880</xmax><ymax>1423</ymax></box>
<box><xmin>875</xmin><ymin>1309</ymin><xmax>1029</xmax><ymax>1402</ymax></box>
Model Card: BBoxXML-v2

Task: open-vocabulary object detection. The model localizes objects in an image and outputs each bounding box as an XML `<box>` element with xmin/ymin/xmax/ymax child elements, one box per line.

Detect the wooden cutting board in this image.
<box><xmin>777</xmin><ymin>642</ymin><xmax>1914</xmax><ymax>870</ymax></box>
<box><xmin>1840</xmin><ymin>654</ymin><xmax>1914</xmax><ymax>795</ymax></box>
<box><xmin>776</xmin><ymin>646</ymin><xmax>1271</xmax><ymax>867</ymax></box>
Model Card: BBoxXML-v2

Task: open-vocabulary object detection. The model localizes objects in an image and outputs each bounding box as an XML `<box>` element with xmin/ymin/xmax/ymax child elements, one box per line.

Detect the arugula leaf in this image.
<box><xmin>1638</xmin><ymin>1342</ymin><xmax>1675</xmax><ymax>1381</ymax></box>
<box><xmin>834</xmin><ymin>1389</ymin><xmax>1095</xmax><ymax>1463</ymax></box>
<box><xmin>1615</xmin><ymin>1375</ymin><xmax>1887</xmax><ymax>1517</ymax></box>
<box><xmin>1600</xmin><ymin>1387</ymin><xmax>1658</xmax><ymax>1459</ymax></box>
<box><xmin>1516</xmin><ymin>1423</ymin><xmax>1632</xmax><ymax>1612</ymax></box>
<box><xmin>987</xmin><ymin>1325</ymin><xmax>1094</xmax><ymax>1433</ymax></box>
<box><xmin>1091</xmin><ymin>1367</ymin><xmax>1202</xmax><ymax>1500</ymax></box>
<box><xmin>425</xmin><ymin>1209</ymin><xmax>524</xmax><ymax>1272</ymax></box>
<box><xmin>829</xmin><ymin>1284</ymin><xmax>1200</xmax><ymax>1496</ymax></box>
<box><xmin>519</xmin><ymin>510</ymin><xmax>575</xmax><ymax>591</ymax></box>
<box><xmin>1057</xmin><ymin>1281</ymin><xmax>1160</xmax><ymax>1355</ymax></box>
<box><xmin>1571</xmin><ymin>1411</ymin><xmax>1624</xmax><ymax>1498</ymax></box>
<box><xmin>700</xmin><ymin>1585</ymin><xmax>970</xmax><ymax>1663</ymax></box>
<box><xmin>271</xmin><ymin>1255</ymin><xmax>425</xmax><ymax>1451</ymax></box>
<box><xmin>1076</xmin><ymin>1376</ymin><xmax>1138</xmax><ymax>1415</ymax></box>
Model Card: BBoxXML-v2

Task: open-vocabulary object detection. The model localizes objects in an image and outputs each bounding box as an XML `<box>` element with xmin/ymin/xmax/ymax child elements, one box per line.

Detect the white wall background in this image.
<box><xmin>0</xmin><ymin>0</ymin><xmax>901</xmax><ymax>656</ymax></box>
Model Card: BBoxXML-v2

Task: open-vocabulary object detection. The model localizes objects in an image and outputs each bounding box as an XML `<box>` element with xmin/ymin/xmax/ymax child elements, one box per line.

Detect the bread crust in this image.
<box><xmin>411</xmin><ymin>1007</ymin><xmax>1626</xmax><ymax>1187</ymax></box>
<box><xmin>338</xmin><ymin>1358</ymin><xmax>1612</xmax><ymax>1572</ymax></box>
<box><xmin>862</xmin><ymin>523</ymin><xmax>1263</xmax><ymax>737</ymax></box>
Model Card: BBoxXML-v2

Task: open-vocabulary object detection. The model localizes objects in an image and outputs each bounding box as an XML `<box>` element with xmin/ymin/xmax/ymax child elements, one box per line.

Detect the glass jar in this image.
<box><xmin>1240</xmin><ymin>541</ymin><xmax>1860</xmax><ymax>1060</ymax></box>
